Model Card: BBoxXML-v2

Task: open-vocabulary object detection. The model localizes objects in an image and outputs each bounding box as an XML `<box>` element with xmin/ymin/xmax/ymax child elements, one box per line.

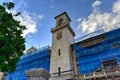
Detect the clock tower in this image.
<box><xmin>50</xmin><ymin>12</ymin><xmax>75</xmax><ymax>80</ymax></box>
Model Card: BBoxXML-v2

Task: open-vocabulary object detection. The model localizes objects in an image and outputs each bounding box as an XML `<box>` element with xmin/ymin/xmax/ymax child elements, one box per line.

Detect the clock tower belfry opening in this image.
<box><xmin>50</xmin><ymin>12</ymin><xmax>75</xmax><ymax>80</ymax></box>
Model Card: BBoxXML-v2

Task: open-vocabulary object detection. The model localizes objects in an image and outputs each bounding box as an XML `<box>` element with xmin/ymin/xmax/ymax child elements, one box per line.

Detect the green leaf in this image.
<box><xmin>0</xmin><ymin>2</ymin><xmax>26</xmax><ymax>72</ymax></box>
<box><xmin>0</xmin><ymin>5</ymin><xmax>5</xmax><ymax>12</ymax></box>
<box><xmin>0</xmin><ymin>34</ymin><xmax>4</xmax><ymax>38</ymax></box>
<box><xmin>14</xmin><ymin>12</ymin><xmax>20</xmax><ymax>16</ymax></box>
<box><xmin>3</xmin><ymin>2</ymin><xmax>15</xmax><ymax>10</ymax></box>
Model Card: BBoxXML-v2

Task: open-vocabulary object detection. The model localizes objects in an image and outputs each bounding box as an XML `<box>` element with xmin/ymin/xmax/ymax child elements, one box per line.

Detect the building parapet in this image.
<box><xmin>75</xmin><ymin>65</ymin><xmax>120</xmax><ymax>80</ymax></box>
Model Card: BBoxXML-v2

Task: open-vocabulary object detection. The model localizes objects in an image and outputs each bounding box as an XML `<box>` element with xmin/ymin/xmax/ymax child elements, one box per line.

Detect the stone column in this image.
<box><xmin>25</xmin><ymin>68</ymin><xmax>50</xmax><ymax>80</ymax></box>
<box><xmin>0</xmin><ymin>72</ymin><xmax>7</xmax><ymax>80</ymax></box>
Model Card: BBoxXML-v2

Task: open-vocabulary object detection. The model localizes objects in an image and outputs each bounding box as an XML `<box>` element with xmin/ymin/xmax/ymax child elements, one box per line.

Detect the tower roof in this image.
<box><xmin>55</xmin><ymin>12</ymin><xmax>71</xmax><ymax>21</ymax></box>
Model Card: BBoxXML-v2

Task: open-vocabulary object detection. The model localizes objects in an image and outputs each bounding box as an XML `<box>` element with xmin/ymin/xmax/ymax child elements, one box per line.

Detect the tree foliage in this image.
<box><xmin>0</xmin><ymin>2</ymin><xmax>26</xmax><ymax>72</ymax></box>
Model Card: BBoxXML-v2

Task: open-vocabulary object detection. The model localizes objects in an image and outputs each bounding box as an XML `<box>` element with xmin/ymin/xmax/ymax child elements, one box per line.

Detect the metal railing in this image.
<box><xmin>76</xmin><ymin>65</ymin><xmax>120</xmax><ymax>79</ymax></box>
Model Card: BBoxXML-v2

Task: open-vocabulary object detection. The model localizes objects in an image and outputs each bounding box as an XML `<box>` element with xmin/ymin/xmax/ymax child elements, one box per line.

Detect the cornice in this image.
<box><xmin>51</xmin><ymin>24</ymin><xmax>75</xmax><ymax>37</ymax></box>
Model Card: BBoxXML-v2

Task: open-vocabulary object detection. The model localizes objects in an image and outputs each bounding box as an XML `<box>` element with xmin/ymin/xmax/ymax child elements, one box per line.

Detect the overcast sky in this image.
<box><xmin>0</xmin><ymin>0</ymin><xmax>120</xmax><ymax>50</ymax></box>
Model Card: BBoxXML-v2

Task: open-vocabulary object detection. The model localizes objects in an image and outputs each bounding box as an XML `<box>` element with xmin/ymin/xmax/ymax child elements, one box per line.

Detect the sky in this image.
<box><xmin>0</xmin><ymin>0</ymin><xmax>120</xmax><ymax>50</ymax></box>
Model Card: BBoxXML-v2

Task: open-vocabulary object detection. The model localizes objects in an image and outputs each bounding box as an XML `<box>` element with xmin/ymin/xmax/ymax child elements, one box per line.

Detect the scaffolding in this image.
<box><xmin>74</xmin><ymin>58</ymin><xmax>120</xmax><ymax>80</ymax></box>
<box><xmin>74</xmin><ymin>28</ymin><xmax>120</xmax><ymax>80</ymax></box>
<box><xmin>6</xmin><ymin>46</ymin><xmax>50</xmax><ymax>80</ymax></box>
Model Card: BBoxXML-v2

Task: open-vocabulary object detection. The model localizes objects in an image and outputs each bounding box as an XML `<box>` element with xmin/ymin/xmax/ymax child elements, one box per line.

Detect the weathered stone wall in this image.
<box><xmin>25</xmin><ymin>68</ymin><xmax>50</xmax><ymax>80</ymax></box>
<box><xmin>50</xmin><ymin>12</ymin><xmax>75</xmax><ymax>80</ymax></box>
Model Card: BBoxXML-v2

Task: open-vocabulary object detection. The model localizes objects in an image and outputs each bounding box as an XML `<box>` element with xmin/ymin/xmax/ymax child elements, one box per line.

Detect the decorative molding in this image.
<box><xmin>51</xmin><ymin>24</ymin><xmax>75</xmax><ymax>36</ymax></box>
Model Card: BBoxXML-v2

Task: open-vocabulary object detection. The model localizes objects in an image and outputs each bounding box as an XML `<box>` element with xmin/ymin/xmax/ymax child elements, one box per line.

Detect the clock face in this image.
<box><xmin>57</xmin><ymin>32</ymin><xmax>62</xmax><ymax>40</ymax></box>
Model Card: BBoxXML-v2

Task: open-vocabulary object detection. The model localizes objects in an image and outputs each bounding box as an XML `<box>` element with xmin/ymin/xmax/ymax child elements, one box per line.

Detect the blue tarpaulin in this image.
<box><xmin>74</xmin><ymin>28</ymin><xmax>120</xmax><ymax>74</ymax></box>
<box><xmin>6</xmin><ymin>46</ymin><xmax>50</xmax><ymax>80</ymax></box>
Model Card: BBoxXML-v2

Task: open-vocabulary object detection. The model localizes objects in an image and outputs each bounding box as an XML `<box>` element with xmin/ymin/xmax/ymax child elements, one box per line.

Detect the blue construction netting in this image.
<box><xmin>74</xmin><ymin>28</ymin><xmax>120</xmax><ymax>74</ymax></box>
<box><xmin>75</xmin><ymin>29</ymin><xmax>104</xmax><ymax>42</ymax></box>
<box><xmin>6</xmin><ymin>46</ymin><xmax>50</xmax><ymax>80</ymax></box>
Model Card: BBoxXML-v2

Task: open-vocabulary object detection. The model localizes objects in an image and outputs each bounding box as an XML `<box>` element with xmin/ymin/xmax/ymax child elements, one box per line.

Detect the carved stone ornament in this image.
<box><xmin>57</xmin><ymin>31</ymin><xmax>62</xmax><ymax>40</ymax></box>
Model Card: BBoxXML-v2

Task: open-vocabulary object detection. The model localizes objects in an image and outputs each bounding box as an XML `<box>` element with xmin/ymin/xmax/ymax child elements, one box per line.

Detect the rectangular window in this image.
<box><xmin>58</xmin><ymin>49</ymin><xmax>61</xmax><ymax>56</ymax></box>
<box><xmin>58</xmin><ymin>67</ymin><xmax>61</xmax><ymax>76</ymax></box>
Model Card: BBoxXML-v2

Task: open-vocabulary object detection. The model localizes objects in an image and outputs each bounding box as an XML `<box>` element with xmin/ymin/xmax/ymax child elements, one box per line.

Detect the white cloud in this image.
<box><xmin>8</xmin><ymin>0</ymin><xmax>44</xmax><ymax>37</ymax></box>
<box><xmin>92</xmin><ymin>0</ymin><xmax>102</xmax><ymax>8</ymax></box>
<box><xmin>14</xmin><ymin>0</ymin><xmax>28</xmax><ymax>11</ymax></box>
<box><xmin>31</xmin><ymin>12</ymin><xmax>44</xmax><ymax>20</ymax></box>
<box><xmin>77</xmin><ymin>0</ymin><xmax>120</xmax><ymax>37</ymax></box>
<box><xmin>38</xmin><ymin>15</ymin><xmax>44</xmax><ymax>20</ymax></box>
<box><xmin>112</xmin><ymin>0</ymin><xmax>120</xmax><ymax>13</ymax></box>
<box><xmin>15</xmin><ymin>11</ymin><xmax>36</xmax><ymax>37</ymax></box>
<box><xmin>14</xmin><ymin>11</ymin><xmax>44</xmax><ymax>37</ymax></box>
<box><xmin>77</xmin><ymin>17</ymin><xmax>83</xmax><ymax>22</ymax></box>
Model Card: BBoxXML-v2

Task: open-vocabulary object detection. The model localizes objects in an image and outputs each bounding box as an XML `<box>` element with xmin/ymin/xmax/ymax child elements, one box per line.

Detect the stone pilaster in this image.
<box><xmin>25</xmin><ymin>68</ymin><xmax>50</xmax><ymax>80</ymax></box>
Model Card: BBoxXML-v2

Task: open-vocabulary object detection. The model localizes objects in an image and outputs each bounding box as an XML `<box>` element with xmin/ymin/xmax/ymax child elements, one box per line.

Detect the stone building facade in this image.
<box><xmin>6</xmin><ymin>12</ymin><xmax>120</xmax><ymax>80</ymax></box>
<box><xmin>50</xmin><ymin>12</ymin><xmax>75</xmax><ymax>80</ymax></box>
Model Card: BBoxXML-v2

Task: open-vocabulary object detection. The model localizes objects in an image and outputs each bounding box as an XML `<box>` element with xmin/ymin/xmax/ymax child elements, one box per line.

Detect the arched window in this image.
<box><xmin>58</xmin><ymin>18</ymin><xmax>63</xmax><ymax>26</ymax></box>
